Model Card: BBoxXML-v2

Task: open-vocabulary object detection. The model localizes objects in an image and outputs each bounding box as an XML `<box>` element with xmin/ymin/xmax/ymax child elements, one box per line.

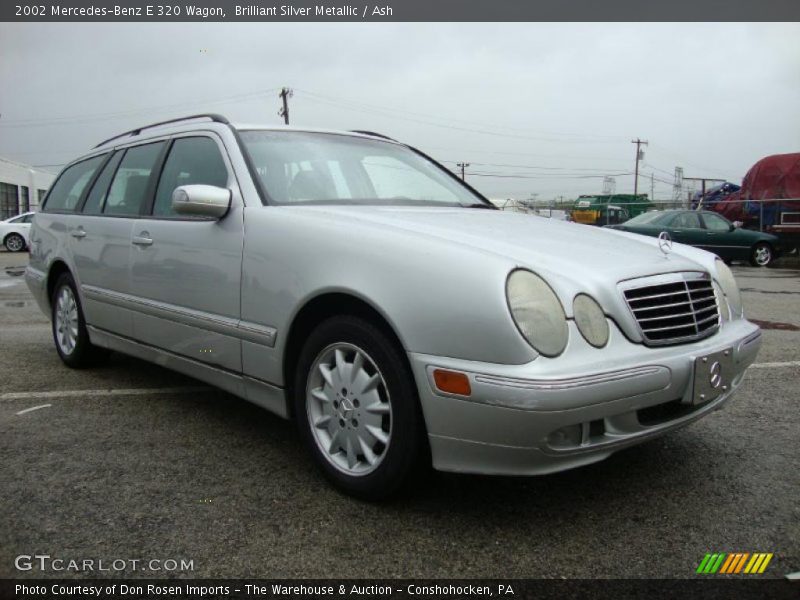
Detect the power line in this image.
<box><xmin>466</xmin><ymin>171</ymin><xmax>634</xmax><ymax>180</ymax></box>
<box><xmin>294</xmin><ymin>88</ymin><xmax>628</xmax><ymax>143</ymax></box>
<box><xmin>0</xmin><ymin>88</ymin><xmax>280</xmax><ymax>128</ymax></box>
<box><xmin>296</xmin><ymin>91</ymin><xmax>628</xmax><ymax>145</ymax></box>
<box><xmin>647</xmin><ymin>142</ymin><xmax>735</xmax><ymax>181</ymax></box>
<box><xmin>439</xmin><ymin>159</ymin><xmax>628</xmax><ymax>172</ymax></box>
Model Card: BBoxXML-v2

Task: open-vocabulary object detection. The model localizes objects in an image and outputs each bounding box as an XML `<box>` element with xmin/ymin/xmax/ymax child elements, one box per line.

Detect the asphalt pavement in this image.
<box><xmin>1</xmin><ymin>250</ymin><xmax>798</xmax><ymax>579</ymax></box>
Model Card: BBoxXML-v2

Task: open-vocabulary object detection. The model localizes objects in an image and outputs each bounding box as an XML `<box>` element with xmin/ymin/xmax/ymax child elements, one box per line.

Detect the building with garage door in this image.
<box><xmin>0</xmin><ymin>157</ymin><xmax>56</xmax><ymax>219</ymax></box>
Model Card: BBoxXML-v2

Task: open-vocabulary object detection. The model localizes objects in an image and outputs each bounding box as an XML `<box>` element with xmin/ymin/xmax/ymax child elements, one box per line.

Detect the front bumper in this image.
<box><xmin>409</xmin><ymin>318</ymin><xmax>762</xmax><ymax>476</ymax></box>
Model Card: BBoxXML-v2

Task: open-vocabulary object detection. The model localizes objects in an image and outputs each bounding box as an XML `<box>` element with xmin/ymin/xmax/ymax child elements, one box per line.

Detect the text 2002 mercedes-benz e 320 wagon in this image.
<box><xmin>26</xmin><ymin>114</ymin><xmax>762</xmax><ymax>498</ymax></box>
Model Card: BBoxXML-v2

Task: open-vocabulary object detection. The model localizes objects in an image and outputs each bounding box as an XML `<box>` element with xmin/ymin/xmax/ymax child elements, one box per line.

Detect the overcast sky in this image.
<box><xmin>1</xmin><ymin>22</ymin><xmax>798</xmax><ymax>200</ymax></box>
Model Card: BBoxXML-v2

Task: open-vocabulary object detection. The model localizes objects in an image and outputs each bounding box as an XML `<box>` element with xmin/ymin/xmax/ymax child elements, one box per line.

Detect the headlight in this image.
<box><xmin>715</xmin><ymin>260</ymin><xmax>743</xmax><ymax>318</ymax></box>
<box><xmin>573</xmin><ymin>294</ymin><xmax>609</xmax><ymax>348</ymax></box>
<box><xmin>506</xmin><ymin>269</ymin><xmax>568</xmax><ymax>356</ymax></box>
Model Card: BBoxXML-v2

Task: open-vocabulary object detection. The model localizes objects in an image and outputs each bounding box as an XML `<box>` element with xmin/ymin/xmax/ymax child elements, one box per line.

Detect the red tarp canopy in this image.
<box><xmin>713</xmin><ymin>152</ymin><xmax>800</xmax><ymax>225</ymax></box>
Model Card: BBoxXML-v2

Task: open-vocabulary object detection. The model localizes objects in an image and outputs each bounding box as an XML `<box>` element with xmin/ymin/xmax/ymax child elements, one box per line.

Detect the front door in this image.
<box><xmin>665</xmin><ymin>211</ymin><xmax>702</xmax><ymax>244</ymax></box>
<box><xmin>129</xmin><ymin>134</ymin><xmax>245</xmax><ymax>373</ymax></box>
<box><xmin>699</xmin><ymin>212</ymin><xmax>746</xmax><ymax>261</ymax></box>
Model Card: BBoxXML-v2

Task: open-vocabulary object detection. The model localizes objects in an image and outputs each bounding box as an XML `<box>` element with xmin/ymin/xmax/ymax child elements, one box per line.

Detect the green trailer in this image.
<box><xmin>571</xmin><ymin>194</ymin><xmax>653</xmax><ymax>226</ymax></box>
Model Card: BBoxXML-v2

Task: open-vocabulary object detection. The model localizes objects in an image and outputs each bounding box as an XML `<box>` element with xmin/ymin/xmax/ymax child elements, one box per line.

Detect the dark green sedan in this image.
<box><xmin>605</xmin><ymin>209</ymin><xmax>781</xmax><ymax>267</ymax></box>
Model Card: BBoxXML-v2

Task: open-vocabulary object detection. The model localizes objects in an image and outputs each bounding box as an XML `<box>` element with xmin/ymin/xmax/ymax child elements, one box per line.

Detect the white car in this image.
<box><xmin>1</xmin><ymin>212</ymin><xmax>35</xmax><ymax>252</ymax></box>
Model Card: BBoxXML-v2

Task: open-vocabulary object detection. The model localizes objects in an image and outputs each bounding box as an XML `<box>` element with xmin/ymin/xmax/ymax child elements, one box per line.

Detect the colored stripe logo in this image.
<box><xmin>696</xmin><ymin>552</ymin><xmax>773</xmax><ymax>574</ymax></box>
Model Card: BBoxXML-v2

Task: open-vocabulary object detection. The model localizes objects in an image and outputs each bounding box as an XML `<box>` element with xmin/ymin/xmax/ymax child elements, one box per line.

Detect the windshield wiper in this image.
<box><xmin>461</xmin><ymin>203</ymin><xmax>498</xmax><ymax>210</ymax></box>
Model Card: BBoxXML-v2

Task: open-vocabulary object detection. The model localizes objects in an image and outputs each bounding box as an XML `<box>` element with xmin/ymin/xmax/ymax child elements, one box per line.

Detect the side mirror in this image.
<box><xmin>732</xmin><ymin>221</ymin><xmax>743</xmax><ymax>230</ymax></box>
<box><xmin>172</xmin><ymin>185</ymin><xmax>231</xmax><ymax>219</ymax></box>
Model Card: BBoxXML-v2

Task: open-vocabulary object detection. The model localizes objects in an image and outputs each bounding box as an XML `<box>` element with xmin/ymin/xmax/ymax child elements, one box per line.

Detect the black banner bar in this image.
<box><xmin>3</xmin><ymin>0</ymin><xmax>800</xmax><ymax>22</ymax></box>
<box><xmin>2</xmin><ymin>579</ymin><xmax>798</xmax><ymax>600</ymax></box>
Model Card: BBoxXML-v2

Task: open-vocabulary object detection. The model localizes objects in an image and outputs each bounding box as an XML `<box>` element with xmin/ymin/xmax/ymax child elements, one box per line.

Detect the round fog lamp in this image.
<box><xmin>573</xmin><ymin>294</ymin><xmax>609</xmax><ymax>348</ymax></box>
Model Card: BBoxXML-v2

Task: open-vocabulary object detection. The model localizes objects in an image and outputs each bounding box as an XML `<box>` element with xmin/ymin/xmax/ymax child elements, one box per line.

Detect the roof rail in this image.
<box><xmin>94</xmin><ymin>113</ymin><xmax>231</xmax><ymax>149</ymax></box>
<box><xmin>349</xmin><ymin>130</ymin><xmax>396</xmax><ymax>141</ymax></box>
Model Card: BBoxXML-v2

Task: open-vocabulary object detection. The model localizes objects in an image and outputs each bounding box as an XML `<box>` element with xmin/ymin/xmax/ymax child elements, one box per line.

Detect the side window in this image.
<box><xmin>153</xmin><ymin>137</ymin><xmax>228</xmax><ymax>216</ymax></box>
<box><xmin>83</xmin><ymin>151</ymin><xmax>124</xmax><ymax>214</ymax></box>
<box><xmin>103</xmin><ymin>142</ymin><xmax>165</xmax><ymax>216</ymax></box>
<box><xmin>0</xmin><ymin>183</ymin><xmax>20</xmax><ymax>220</ymax></box>
<box><xmin>20</xmin><ymin>186</ymin><xmax>30</xmax><ymax>212</ymax></box>
<box><xmin>43</xmin><ymin>155</ymin><xmax>106</xmax><ymax>212</ymax></box>
<box><xmin>669</xmin><ymin>212</ymin><xmax>701</xmax><ymax>229</ymax></box>
<box><xmin>703</xmin><ymin>213</ymin><xmax>731</xmax><ymax>232</ymax></box>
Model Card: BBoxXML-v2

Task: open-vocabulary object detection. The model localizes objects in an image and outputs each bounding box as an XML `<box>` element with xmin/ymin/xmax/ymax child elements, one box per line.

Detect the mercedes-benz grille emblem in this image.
<box><xmin>658</xmin><ymin>231</ymin><xmax>673</xmax><ymax>255</ymax></box>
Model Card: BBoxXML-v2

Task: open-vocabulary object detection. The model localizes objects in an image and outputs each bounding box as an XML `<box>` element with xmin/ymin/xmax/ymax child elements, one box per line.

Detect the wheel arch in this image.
<box><xmin>46</xmin><ymin>260</ymin><xmax>72</xmax><ymax>308</ymax></box>
<box><xmin>282</xmin><ymin>291</ymin><xmax>412</xmax><ymax>418</ymax></box>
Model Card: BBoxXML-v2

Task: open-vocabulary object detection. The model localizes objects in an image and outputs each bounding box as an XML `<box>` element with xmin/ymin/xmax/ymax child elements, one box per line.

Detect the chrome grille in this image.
<box><xmin>622</xmin><ymin>273</ymin><xmax>720</xmax><ymax>346</ymax></box>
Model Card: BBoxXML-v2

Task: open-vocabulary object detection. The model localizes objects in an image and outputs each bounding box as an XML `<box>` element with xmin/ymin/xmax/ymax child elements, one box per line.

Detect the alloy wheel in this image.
<box><xmin>6</xmin><ymin>234</ymin><xmax>24</xmax><ymax>252</ymax></box>
<box><xmin>754</xmin><ymin>245</ymin><xmax>771</xmax><ymax>266</ymax></box>
<box><xmin>305</xmin><ymin>342</ymin><xmax>392</xmax><ymax>476</ymax></box>
<box><xmin>55</xmin><ymin>285</ymin><xmax>79</xmax><ymax>355</ymax></box>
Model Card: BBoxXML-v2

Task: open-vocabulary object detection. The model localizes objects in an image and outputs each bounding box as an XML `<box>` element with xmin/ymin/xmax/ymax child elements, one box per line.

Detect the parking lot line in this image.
<box><xmin>749</xmin><ymin>360</ymin><xmax>800</xmax><ymax>370</ymax></box>
<box><xmin>0</xmin><ymin>386</ymin><xmax>211</xmax><ymax>402</ymax></box>
<box><xmin>15</xmin><ymin>403</ymin><xmax>52</xmax><ymax>415</ymax></box>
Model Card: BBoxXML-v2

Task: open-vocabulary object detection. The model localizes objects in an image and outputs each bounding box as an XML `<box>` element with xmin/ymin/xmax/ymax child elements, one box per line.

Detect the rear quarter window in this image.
<box><xmin>43</xmin><ymin>155</ymin><xmax>106</xmax><ymax>212</ymax></box>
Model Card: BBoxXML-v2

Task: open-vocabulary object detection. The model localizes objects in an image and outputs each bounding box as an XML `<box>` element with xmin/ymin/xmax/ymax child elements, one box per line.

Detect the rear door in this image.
<box><xmin>129</xmin><ymin>133</ymin><xmax>245</xmax><ymax>372</ymax></box>
<box><xmin>70</xmin><ymin>142</ymin><xmax>167</xmax><ymax>338</ymax></box>
<box><xmin>35</xmin><ymin>153</ymin><xmax>110</xmax><ymax>324</ymax></box>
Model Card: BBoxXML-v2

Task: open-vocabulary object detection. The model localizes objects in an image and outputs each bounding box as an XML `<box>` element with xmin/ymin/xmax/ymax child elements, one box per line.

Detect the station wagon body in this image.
<box><xmin>26</xmin><ymin>115</ymin><xmax>762</xmax><ymax>497</ymax></box>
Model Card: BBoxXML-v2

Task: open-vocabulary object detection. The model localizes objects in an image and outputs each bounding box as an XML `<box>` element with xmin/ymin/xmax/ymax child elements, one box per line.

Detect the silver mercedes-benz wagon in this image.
<box><xmin>26</xmin><ymin>114</ymin><xmax>761</xmax><ymax>498</ymax></box>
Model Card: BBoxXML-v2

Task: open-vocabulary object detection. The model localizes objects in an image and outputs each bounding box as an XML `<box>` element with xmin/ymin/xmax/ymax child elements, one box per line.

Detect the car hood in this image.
<box><xmin>284</xmin><ymin>205</ymin><xmax>710</xmax><ymax>282</ymax></box>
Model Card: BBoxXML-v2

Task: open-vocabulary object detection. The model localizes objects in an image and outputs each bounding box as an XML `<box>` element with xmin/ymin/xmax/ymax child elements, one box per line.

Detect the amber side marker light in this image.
<box><xmin>433</xmin><ymin>369</ymin><xmax>471</xmax><ymax>396</ymax></box>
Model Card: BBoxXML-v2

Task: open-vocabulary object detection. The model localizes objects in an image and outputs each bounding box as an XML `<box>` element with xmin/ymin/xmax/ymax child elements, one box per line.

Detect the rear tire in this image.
<box><xmin>4</xmin><ymin>233</ymin><xmax>26</xmax><ymax>252</ymax></box>
<box><xmin>293</xmin><ymin>315</ymin><xmax>425</xmax><ymax>500</ymax></box>
<box><xmin>750</xmin><ymin>242</ymin><xmax>773</xmax><ymax>267</ymax></box>
<box><xmin>51</xmin><ymin>272</ymin><xmax>107</xmax><ymax>368</ymax></box>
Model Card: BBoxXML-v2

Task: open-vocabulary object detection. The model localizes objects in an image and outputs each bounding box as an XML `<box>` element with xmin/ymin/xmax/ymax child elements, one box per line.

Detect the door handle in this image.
<box><xmin>71</xmin><ymin>228</ymin><xmax>86</xmax><ymax>239</ymax></box>
<box><xmin>132</xmin><ymin>234</ymin><xmax>153</xmax><ymax>246</ymax></box>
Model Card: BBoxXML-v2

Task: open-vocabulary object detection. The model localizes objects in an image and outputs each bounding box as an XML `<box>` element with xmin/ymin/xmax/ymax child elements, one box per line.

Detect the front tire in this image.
<box><xmin>4</xmin><ymin>233</ymin><xmax>26</xmax><ymax>252</ymax></box>
<box><xmin>51</xmin><ymin>272</ymin><xmax>106</xmax><ymax>368</ymax></box>
<box><xmin>750</xmin><ymin>242</ymin><xmax>773</xmax><ymax>267</ymax></box>
<box><xmin>293</xmin><ymin>316</ymin><xmax>425</xmax><ymax>500</ymax></box>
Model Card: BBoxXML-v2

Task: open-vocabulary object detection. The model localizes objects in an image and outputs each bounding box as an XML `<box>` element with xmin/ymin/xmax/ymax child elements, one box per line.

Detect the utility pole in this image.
<box><xmin>650</xmin><ymin>173</ymin><xmax>655</xmax><ymax>204</ymax></box>
<box><xmin>456</xmin><ymin>162</ymin><xmax>470</xmax><ymax>181</ymax></box>
<box><xmin>631</xmin><ymin>138</ymin><xmax>648</xmax><ymax>199</ymax></box>
<box><xmin>278</xmin><ymin>87</ymin><xmax>293</xmax><ymax>125</ymax></box>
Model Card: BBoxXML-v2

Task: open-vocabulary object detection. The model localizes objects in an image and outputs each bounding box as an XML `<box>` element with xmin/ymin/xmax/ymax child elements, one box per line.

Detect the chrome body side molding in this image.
<box><xmin>82</xmin><ymin>284</ymin><xmax>277</xmax><ymax>347</ymax></box>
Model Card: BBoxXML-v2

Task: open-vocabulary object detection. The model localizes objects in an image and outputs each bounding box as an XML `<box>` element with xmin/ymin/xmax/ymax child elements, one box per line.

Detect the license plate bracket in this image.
<box><xmin>690</xmin><ymin>347</ymin><xmax>734</xmax><ymax>405</ymax></box>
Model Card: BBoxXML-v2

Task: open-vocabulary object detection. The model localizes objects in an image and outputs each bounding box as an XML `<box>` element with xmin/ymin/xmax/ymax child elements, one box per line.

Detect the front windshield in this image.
<box><xmin>240</xmin><ymin>130</ymin><xmax>487</xmax><ymax>207</ymax></box>
<box><xmin>625</xmin><ymin>211</ymin><xmax>667</xmax><ymax>225</ymax></box>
